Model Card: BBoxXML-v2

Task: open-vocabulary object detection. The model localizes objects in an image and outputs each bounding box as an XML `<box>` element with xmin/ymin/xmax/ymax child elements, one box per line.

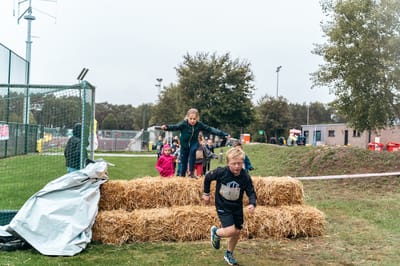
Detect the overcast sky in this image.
<box><xmin>0</xmin><ymin>0</ymin><xmax>335</xmax><ymax>106</ymax></box>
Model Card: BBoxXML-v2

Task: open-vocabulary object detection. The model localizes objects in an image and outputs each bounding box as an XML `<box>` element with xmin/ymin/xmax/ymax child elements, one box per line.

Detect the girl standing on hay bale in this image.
<box><xmin>155</xmin><ymin>144</ymin><xmax>175</xmax><ymax>177</ymax></box>
<box><xmin>160</xmin><ymin>108</ymin><xmax>229</xmax><ymax>178</ymax></box>
<box><xmin>202</xmin><ymin>148</ymin><xmax>257</xmax><ymax>266</ymax></box>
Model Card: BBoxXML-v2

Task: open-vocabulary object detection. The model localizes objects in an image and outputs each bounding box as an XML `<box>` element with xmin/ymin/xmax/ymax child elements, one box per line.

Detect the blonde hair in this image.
<box><xmin>226</xmin><ymin>147</ymin><xmax>245</xmax><ymax>164</ymax></box>
<box><xmin>185</xmin><ymin>108</ymin><xmax>199</xmax><ymax>120</ymax></box>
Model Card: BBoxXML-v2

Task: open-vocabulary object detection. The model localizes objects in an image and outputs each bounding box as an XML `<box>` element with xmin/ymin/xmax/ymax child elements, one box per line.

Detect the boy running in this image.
<box><xmin>202</xmin><ymin>148</ymin><xmax>257</xmax><ymax>265</ymax></box>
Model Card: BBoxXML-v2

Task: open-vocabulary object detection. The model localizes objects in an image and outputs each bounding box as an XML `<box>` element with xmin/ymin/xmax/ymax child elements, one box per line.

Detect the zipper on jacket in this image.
<box><xmin>188</xmin><ymin>124</ymin><xmax>194</xmax><ymax>148</ymax></box>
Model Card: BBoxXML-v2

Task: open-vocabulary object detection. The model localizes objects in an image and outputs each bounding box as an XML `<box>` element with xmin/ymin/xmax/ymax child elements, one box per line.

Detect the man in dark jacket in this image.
<box><xmin>64</xmin><ymin>123</ymin><xmax>87</xmax><ymax>173</ymax></box>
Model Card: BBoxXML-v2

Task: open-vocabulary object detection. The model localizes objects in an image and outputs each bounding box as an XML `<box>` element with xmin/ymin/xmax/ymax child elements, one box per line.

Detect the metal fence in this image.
<box><xmin>0</xmin><ymin>82</ymin><xmax>95</xmax><ymax>160</ymax></box>
<box><xmin>0</xmin><ymin>43</ymin><xmax>28</xmax><ymax>84</ymax></box>
<box><xmin>97</xmin><ymin>129</ymin><xmax>156</xmax><ymax>152</ymax></box>
<box><xmin>0</xmin><ymin>82</ymin><xmax>95</xmax><ymax>220</ymax></box>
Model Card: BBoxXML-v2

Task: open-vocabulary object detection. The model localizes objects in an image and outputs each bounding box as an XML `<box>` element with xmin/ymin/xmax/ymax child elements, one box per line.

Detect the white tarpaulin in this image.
<box><xmin>5</xmin><ymin>160</ymin><xmax>108</xmax><ymax>256</ymax></box>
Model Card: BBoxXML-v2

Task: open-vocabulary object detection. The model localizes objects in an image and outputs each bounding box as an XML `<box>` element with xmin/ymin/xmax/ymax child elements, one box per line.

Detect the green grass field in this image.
<box><xmin>1</xmin><ymin>144</ymin><xmax>400</xmax><ymax>265</ymax></box>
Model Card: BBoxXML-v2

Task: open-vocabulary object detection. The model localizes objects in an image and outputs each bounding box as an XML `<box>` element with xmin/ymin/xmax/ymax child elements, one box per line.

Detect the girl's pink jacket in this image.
<box><xmin>155</xmin><ymin>145</ymin><xmax>175</xmax><ymax>177</ymax></box>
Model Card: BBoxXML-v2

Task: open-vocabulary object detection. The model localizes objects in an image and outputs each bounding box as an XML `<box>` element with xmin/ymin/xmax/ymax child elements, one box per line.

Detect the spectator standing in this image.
<box><xmin>173</xmin><ymin>143</ymin><xmax>182</xmax><ymax>176</ymax></box>
<box><xmin>233</xmin><ymin>142</ymin><xmax>254</xmax><ymax>173</ymax></box>
<box><xmin>64</xmin><ymin>123</ymin><xmax>87</xmax><ymax>173</ymax></box>
<box><xmin>204</xmin><ymin>138</ymin><xmax>215</xmax><ymax>174</ymax></box>
<box><xmin>155</xmin><ymin>135</ymin><xmax>164</xmax><ymax>159</ymax></box>
<box><xmin>171</xmin><ymin>138</ymin><xmax>180</xmax><ymax>171</ymax></box>
<box><xmin>194</xmin><ymin>136</ymin><xmax>216</xmax><ymax>177</ymax></box>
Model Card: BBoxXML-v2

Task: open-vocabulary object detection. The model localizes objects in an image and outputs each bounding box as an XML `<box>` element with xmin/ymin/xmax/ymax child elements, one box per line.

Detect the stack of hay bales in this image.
<box><xmin>92</xmin><ymin>176</ymin><xmax>325</xmax><ymax>244</ymax></box>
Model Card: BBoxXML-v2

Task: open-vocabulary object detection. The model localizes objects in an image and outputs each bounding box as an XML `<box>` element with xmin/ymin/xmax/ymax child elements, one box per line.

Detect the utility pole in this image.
<box><xmin>274</xmin><ymin>66</ymin><xmax>282</xmax><ymax>141</ymax></box>
<box><xmin>276</xmin><ymin>66</ymin><xmax>282</xmax><ymax>98</ymax></box>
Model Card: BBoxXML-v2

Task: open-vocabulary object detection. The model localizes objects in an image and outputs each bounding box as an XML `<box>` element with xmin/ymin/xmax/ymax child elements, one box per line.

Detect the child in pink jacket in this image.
<box><xmin>155</xmin><ymin>144</ymin><xmax>175</xmax><ymax>177</ymax></box>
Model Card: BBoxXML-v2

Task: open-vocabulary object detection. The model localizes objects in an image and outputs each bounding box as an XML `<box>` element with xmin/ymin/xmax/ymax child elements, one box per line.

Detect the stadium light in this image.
<box><xmin>77</xmin><ymin>68</ymin><xmax>89</xmax><ymax>81</ymax></box>
<box><xmin>155</xmin><ymin>78</ymin><xmax>163</xmax><ymax>94</ymax></box>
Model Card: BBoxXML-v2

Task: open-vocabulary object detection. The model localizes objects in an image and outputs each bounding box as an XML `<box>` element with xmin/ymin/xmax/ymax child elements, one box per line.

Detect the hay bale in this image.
<box><xmin>247</xmin><ymin>176</ymin><xmax>304</xmax><ymax>206</ymax></box>
<box><xmin>243</xmin><ymin>205</ymin><xmax>325</xmax><ymax>238</ymax></box>
<box><xmin>99</xmin><ymin>177</ymin><xmax>205</xmax><ymax>211</ymax></box>
<box><xmin>99</xmin><ymin>176</ymin><xmax>303</xmax><ymax>211</ymax></box>
<box><xmin>92</xmin><ymin>210</ymin><xmax>134</xmax><ymax>244</ymax></box>
<box><xmin>92</xmin><ymin>205</ymin><xmax>325</xmax><ymax>244</ymax></box>
<box><xmin>92</xmin><ymin>206</ymin><xmax>219</xmax><ymax>244</ymax></box>
<box><xmin>98</xmin><ymin>180</ymin><xmax>129</xmax><ymax>210</ymax></box>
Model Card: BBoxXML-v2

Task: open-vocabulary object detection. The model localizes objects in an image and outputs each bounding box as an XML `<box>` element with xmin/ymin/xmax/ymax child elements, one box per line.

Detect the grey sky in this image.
<box><xmin>1</xmin><ymin>0</ymin><xmax>335</xmax><ymax>106</ymax></box>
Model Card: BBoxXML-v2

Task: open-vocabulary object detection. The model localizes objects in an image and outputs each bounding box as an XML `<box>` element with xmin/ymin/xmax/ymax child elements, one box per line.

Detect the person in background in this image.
<box><xmin>155</xmin><ymin>144</ymin><xmax>175</xmax><ymax>178</ymax></box>
<box><xmin>171</xmin><ymin>138</ymin><xmax>180</xmax><ymax>171</ymax></box>
<box><xmin>173</xmin><ymin>143</ymin><xmax>182</xmax><ymax>176</ymax></box>
<box><xmin>202</xmin><ymin>147</ymin><xmax>257</xmax><ymax>266</ymax></box>
<box><xmin>160</xmin><ymin>108</ymin><xmax>229</xmax><ymax>178</ymax></box>
<box><xmin>64</xmin><ymin>123</ymin><xmax>87</xmax><ymax>173</ymax></box>
<box><xmin>233</xmin><ymin>141</ymin><xmax>254</xmax><ymax>173</ymax></box>
<box><xmin>194</xmin><ymin>135</ymin><xmax>217</xmax><ymax>177</ymax></box>
<box><xmin>204</xmin><ymin>138</ymin><xmax>215</xmax><ymax>174</ymax></box>
<box><xmin>155</xmin><ymin>135</ymin><xmax>164</xmax><ymax>159</ymax></box>
<box><xmin>194</xmin><ymin>136</ymin><xmax>206</xmax><ymax>177</ymax></box>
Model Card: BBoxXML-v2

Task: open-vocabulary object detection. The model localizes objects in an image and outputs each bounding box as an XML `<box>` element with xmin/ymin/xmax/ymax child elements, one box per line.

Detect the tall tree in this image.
<box><xmin>312</xmin><ymin>0</ymin><xmax>400</xmax><ymax>132</ymax></box>
<box><xmin>113</xmin><ymin>104</ymin><xmax>136</xmax><ymax>130</ymax></box>
<box><xmin>174</xmin><ymin>52</ymin><xmax>255</xmax><ymax>137</ymax></box>
<box><xmin>150</xmin><ymin>84</ymin><xmax>184</xmax><ymax>125</ymax></box>
<box><xmin>95</xmin><ymin>102</ymin><xmax>113</xmax><ymax>130</ymax></box>
<box><xmin>256</xmin><ymin>96</ymin><xmax>291</xmax><ymax>140</ymax></box>
<box><xmin>102</xmin><ymin>113</ymin><xmax>118</xmax><ymax>130</ymax></box>
<box><xmin>288</xmin><ymin>103</ymin><xmax>308</xmax><ymax>129</ymax></box>
<box><xmin>134</xmin><ymin>103</ymin><xmax>154</xmax><ymax>130</ymax></box>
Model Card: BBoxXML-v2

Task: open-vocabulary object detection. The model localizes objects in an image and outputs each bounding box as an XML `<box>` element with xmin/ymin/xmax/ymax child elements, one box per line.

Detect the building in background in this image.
<box><xmin>301</xmin><ymin>123</ymin><xmax>400</xmax><ymax>149</ymax></box>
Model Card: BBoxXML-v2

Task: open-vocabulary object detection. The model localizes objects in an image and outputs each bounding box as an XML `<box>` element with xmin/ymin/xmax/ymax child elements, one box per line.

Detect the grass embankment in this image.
<box><xmin>1</xmin><ymin>144</ymin><xmax>400</xmax><ymax>265</ymax></box>
<box><xmin>102</xmin><ymin>144</ymin><xmax>400</xmax><ymax>179</ymax></box>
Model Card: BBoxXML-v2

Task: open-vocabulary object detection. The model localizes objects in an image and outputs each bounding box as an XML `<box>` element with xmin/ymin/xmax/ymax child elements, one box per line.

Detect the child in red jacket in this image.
<box><xmin>155</xmin><ymin>144</ymin><xmax>175</xmax><ymax>177</ymax></box>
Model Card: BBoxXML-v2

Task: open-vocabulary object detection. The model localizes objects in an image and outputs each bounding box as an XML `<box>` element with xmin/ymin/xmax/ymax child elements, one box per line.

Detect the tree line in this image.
<box><xmin>0</xmin><ymin>90</ymin><xmax>338</xmax><ymax>142</ymax></box>
<box><xmin>96</xmin><ymin>96</ymin><xmax>340</xmax><ymax>142</ymax></box>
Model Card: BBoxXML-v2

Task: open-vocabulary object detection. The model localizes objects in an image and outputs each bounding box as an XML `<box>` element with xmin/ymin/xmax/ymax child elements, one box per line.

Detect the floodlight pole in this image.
<box><xmin>274</xmin><ymin>66</ymin><xmax>282</xmax><ymax>140</ymax></box>
<box><xmin>16</xmin><ymin>0</ymin><xmax>56</xmax><ymax>125</ymax></box>
<box><xmin>275</xmin><ymin>66</ymin><xmax>282</xmax><ymax>98</ymax></box>
<box><xmin>24</xmin><ymin>2</ymin><xmax>35</xmax><ymax>68</ymax></box>
<box><xmin>155</xmin><ymin>78</ymin><xmax>163</xmax><ymax>95</ymax></box>
<box><xmin>19</xmin><ymin>0</ymin><xmax>36</xmax><ymax>124</ymax></box>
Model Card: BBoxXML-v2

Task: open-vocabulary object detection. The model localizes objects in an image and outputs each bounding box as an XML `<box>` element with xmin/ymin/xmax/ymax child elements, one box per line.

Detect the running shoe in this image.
<box><xmin>210</xmin><ymin>225</ymin><xmax>220</xmax><ymax>249</ymax></box>
<box><xmin>224</xmin><ymin>250</ymin><xmax>238</xmax><ymax>265</ymax></box>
